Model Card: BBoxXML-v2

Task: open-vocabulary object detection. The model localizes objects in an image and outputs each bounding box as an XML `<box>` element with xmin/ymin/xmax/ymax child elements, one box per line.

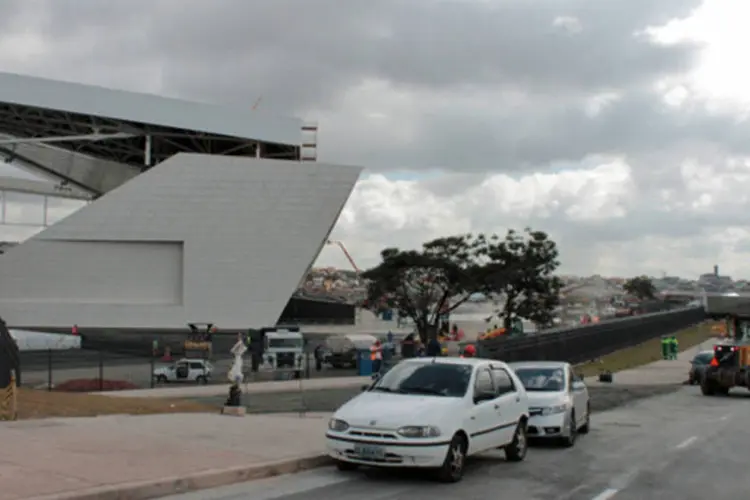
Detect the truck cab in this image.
<box><xmin>261</xmin><ymin>329</ymin><xmax>306</xmax><ymax>378</ymax></box>
<box><xmin>700</xmin><ymin>294</ymin><xmax>750</xmax><ymax>395</ymax></box>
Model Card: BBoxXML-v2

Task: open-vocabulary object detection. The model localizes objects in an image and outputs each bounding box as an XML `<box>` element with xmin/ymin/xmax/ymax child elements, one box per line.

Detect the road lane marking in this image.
<box><xmin>675</xmin><ymin>436</ymin><xmax>698</xmax><ymax>450</ymax></box>
<box><xmin>591</xmin><ymin>488</ymin><xmax>619</xmax><ymax>500</ymax></box>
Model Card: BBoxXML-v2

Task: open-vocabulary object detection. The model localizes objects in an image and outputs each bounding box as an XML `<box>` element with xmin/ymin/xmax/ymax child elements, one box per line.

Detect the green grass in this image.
<box><xmin>575</xmin><ymin>321</ymin><xmax>718</xmax><ymax>378</ymax></box>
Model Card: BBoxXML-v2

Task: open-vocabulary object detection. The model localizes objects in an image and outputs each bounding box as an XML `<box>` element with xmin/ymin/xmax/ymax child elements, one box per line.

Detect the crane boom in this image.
<box><xmin>326</xmin><ymin>240</ymin><xmax>361</xmax><ymax>273</ymax></box>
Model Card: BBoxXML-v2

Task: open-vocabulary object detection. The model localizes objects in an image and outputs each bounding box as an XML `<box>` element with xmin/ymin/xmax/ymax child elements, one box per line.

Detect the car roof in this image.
<box><xmin>508</xmin><ymin>361</ymin><xmax>570</xmax><ymax>369</ymax></box>
<box><xmin>402</xmin><ymin>356</ymin><xmax>505</xmax><ymax>368</ymax></box>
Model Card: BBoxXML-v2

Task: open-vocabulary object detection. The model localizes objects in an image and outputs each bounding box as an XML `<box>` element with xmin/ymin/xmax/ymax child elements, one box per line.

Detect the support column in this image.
<box><xmin>144</xmin><ymin>135</ymin><xmax>153</xmax><ymax>168</ymax></box>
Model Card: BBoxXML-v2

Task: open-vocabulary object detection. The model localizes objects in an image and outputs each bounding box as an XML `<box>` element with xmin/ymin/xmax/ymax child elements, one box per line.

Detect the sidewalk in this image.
<box><xmin>101</xmin><ymin>375</ymin><xmax>371</xmax><ymax>399</ymax></box>
<box><xmin>585</xmin><ymin>338</ymin><xmax>715</xmax><ymax>386</ymax></box>
<box><xmin>3</xmin><ymin>412</ymin><xmax>331</xmax><ymax>500</ymax></box>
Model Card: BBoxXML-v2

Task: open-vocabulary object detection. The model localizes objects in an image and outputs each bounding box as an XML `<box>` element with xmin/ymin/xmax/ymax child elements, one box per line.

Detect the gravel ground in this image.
<box><xmin>191</xmin><ymin>383</ymin><xmax>684</xmax><ymax>415</ymax></box>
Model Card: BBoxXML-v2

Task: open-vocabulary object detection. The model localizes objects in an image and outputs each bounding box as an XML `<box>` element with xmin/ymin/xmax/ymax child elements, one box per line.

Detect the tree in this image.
<box><xmin>361</xmin><ymin>235</ymin><xmax>486</xmax><ymax>343</ymax></box>
<box><xmin>623</xmin><ymin>275</ymin><xmax>656</xmax><ymax>300</ymax></box>
<box><xmin>478</xmin><ymin>229</ymin><xmax>563</xmax><ymax>331</ymax></box>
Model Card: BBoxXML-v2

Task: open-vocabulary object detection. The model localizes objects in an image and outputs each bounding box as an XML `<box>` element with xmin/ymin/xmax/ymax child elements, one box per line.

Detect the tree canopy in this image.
<box><xmin>478</xmin><ymin>229</ymin><xmax>563</xmax><ymax>331</ymax></box>
<box><xmin>361</xmin><ymin>229</ymin><xmax>562</xmax><ymax>342</ymax></box>
<box><xmin>623</xmin><ymin>275</ymin><xmax>657</xmax><ymax>300</ymax></box>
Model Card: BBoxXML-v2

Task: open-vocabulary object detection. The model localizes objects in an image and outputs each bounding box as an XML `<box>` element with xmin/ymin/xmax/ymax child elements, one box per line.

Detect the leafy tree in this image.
<box><xmin>361</xmin><ymin>235</ymin><xmax>486</xmax><ymax>343</ymax></box>
<box><xmin>478</xmin><ymin>229</ymin><xmax>563</xmax><ymax>331</ymax></box>
<box><xmin>623</xmin><ymin>275</ymin><xmax>656</xmax><ymax>300</ymax></box>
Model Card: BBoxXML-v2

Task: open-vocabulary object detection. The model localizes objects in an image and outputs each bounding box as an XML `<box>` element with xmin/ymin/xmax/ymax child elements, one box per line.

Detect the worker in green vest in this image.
<box><xmin>660</xmin><ymin>335</ymin><xmax>669</xmax><ymax>360</ymax></box>
<box><xmin>668</xmin><ymin>335</ymin><xmax>679</xmax><ymax>360</ymax></box>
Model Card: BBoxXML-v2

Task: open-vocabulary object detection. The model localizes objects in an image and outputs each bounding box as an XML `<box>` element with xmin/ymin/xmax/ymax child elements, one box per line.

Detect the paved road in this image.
<box><xmin>166</xmin><ymin>385</ymin><xmax>749</xmax><ymax>500</ymax></box>
<box><xmin>189</xmin><ymin>383</ymin><xmax>681</xmax><ymax>414</ymax></box>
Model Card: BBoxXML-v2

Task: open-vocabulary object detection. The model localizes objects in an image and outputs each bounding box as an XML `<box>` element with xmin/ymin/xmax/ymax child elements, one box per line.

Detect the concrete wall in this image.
<box><xmin>0</xmin><ymin>154</ymin><xmax>362</xmax><ymax>330</ymax></box>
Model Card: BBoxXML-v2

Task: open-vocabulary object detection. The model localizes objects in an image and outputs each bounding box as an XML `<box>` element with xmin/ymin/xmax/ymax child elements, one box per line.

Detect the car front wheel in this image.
<box><xmin>156</xmin><ymin>375</ymin><xmax>168</xmax><ymax>384</ymax></box>
<box><xmin>561</xmin><ymin>411</ymin><xmax>577</xmax><ymax>447</ymax></box>
<box><xmin>579</xmin><ymin>404</ymin><xmax>590</xmax><ymax>434</ymax></box>
<box><xmin>504</xmin><ymin>422</ymin><xmax>528</xmax><ymax>462</ymax></box>
<box><xmin>436</xmin><ymin>434</ymin><xmax>467</xmax><ymax>483</ymax></box>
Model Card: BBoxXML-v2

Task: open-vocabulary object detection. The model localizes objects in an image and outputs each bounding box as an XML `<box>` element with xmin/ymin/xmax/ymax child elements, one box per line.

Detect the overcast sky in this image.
<box><xmin>0</xmin><ymin>0</ymin><xmax>747</xmax><ymax>279</ymax></box>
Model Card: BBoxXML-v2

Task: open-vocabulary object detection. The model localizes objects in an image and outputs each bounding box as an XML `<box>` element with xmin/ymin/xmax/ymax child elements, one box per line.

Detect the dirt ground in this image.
<box><xmin>575</xmin><ymin>320</ymin><xmax>717</xmax><ymax>378</ymax></box>
<box><xmin>14</xmin><ymin>389</ymin><xmax>214</xmax><ymax>420</ymax></box>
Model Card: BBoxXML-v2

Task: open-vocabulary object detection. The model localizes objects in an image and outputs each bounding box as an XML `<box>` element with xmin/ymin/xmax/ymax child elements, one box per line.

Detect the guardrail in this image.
<box><xmin>480</xmin><ymin>307</ymin><xmax>706</xmax><ymax>364</ymax></box>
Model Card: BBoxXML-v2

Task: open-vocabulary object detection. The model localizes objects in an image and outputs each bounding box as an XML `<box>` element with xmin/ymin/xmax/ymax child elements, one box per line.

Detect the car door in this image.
<box><xmin>175</xmin><ymin>361</ymin><xmax>189</xmax><ymax>380</ymax></box>
<box><xmin>568</xmin><ymin>366</ymin><xmax>587</xmax><ymax>426</ymax></box>
<box><xmin>189</xmin><ymin>362</ymin><xmax>205</xmax><ymax>380</ymax></box>
<box><xmin>467</xmin><ymin>365</ymin><xmax>500</xmax><ymax>453</ymax></box>
<box><xmin>491</xmin><ymin>365</ymin><xmax>523</xmax><ymax>446</ymax></box>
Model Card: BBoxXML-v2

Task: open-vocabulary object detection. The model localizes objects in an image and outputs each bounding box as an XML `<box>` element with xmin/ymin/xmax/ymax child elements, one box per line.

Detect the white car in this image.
<box><xmin>325</xmin><ymin>357</ymin><xmax>530</xmax><ymax>482</ymax></box>
<box><xmin>153</xmin><ymin>358</ymin><xmax>212</xmax><ymax>384</ymax></box>
<box><xmin>509</xmin><ymin>361</ymin><xmax>590</xmax><ymax>447</ymax></box>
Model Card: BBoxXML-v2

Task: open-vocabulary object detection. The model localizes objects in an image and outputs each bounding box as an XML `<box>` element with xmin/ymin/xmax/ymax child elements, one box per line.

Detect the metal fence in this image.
<box><xmin>17</xmin><ymin>348</ymin><xmax>359</xmax><ymax>392</ymax></box>
<box><xmin>481</xmin><ymin>307</ymin><xmax>706</xmax><ymax>363</ymax></box>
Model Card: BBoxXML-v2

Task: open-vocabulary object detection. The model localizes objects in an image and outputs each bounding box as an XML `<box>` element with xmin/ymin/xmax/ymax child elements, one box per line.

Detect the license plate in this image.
<box><xmin>354</xmin><ymin>444</ymin><xmax>386</xmax><ymax>460</ymax></box>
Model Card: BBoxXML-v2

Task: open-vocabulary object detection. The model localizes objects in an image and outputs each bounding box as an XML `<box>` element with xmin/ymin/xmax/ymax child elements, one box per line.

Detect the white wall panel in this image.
<box><xmin>0</xmin><ymin>240</ymin><xmax>183</xmax><ymax>305</ymax></box>
<box><xmin>0</xmin><ymin>155</ymin><xmax>362</xmax><ymax>330</ymax></box>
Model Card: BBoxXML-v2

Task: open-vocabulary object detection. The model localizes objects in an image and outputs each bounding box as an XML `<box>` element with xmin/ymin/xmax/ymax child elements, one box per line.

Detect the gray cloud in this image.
<box><xmin>0</xmin><ymin>0</ymin><xmax>747</xmax><ymax>277</ymax></box>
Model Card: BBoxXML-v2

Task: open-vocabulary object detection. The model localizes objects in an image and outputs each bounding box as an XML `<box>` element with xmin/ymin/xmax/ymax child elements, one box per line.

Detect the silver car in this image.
<box><xmin>509</xmin><ymin>361</ymin><xmax>590</xmax><ymax>447</ymax></box>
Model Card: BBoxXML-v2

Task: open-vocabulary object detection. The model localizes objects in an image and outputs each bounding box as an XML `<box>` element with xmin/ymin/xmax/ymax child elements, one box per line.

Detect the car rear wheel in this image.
<box><xmin>435</xmin><ymin>434</ymin><xmax>467</xmax><ymax>483</ymax></box>
<box><xmin>504</xmin><ymin>422</ymin><xmax>528</xmax><ymax>462</ymax></box>
<box><xmin>156</xmin><ymin>375</ymin><xmax>168</xmax><ymax>384</ymax></box>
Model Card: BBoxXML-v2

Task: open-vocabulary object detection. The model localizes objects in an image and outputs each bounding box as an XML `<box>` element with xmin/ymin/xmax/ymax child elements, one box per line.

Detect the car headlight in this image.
<box><xmin>540</xmin><ymin>405</ymin><xmax>567</xmax><ymax>416</ymax></box>
<box><xmin>328</xmin><ymin>418</ymin><xmax>349</xmax><ymax>432</ymax></box>
<box><xmin>397</xmin><ymin>425</ymin><xmax>441</xmax><ymax>438</ymax></box>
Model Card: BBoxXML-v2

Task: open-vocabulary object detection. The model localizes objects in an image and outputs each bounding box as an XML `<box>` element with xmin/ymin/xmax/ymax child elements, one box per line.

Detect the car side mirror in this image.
<box><xmin>572</xmin><ymin>380</ymin><xmax>586</xmax><ymax>391</ymax></box>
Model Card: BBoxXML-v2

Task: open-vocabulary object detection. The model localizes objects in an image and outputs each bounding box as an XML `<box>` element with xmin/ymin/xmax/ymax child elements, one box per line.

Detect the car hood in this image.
<box><xmin>334</xmin><ymin>391</ymin><xmax>461</xmax><ymax>429</ymax></box>
<box><xmin>526</xmin><ymin>391</ymin><xmax>569</xmax><ymax>408</ymax></box>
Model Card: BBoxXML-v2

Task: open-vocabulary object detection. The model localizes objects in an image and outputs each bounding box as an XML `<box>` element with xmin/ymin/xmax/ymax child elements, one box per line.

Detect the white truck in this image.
<box><xmin>259</xmin><ymin>329</ymin><xmax>306</xmax><ymax>379</ymax></box>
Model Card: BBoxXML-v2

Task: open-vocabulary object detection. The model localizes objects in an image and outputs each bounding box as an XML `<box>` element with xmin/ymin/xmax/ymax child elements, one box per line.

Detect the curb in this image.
<box><xmin>27</xmin><ymin>454</ymin><xmax>333</xmax><ymax>500</ymax></box>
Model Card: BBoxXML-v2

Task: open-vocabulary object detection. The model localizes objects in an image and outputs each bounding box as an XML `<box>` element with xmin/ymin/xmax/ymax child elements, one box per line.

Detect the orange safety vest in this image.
<box><xmin>370</xmin><ymin>345</ymin><xmax>382</xmax><ymax>361</ymax></box>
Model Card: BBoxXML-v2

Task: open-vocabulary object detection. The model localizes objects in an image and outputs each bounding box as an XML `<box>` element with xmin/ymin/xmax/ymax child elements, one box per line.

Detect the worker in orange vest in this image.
<box><xmin>370</xmin><ymin>340</ymin><xmax>383</xmax><ymax>377</ymax></box>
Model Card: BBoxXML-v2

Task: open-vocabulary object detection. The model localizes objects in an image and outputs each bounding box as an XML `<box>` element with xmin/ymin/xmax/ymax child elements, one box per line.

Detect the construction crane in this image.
<box><xmin>326</xmin><ymin>240</ymin><xmax>360</xmax><ymax>273</ymax></box>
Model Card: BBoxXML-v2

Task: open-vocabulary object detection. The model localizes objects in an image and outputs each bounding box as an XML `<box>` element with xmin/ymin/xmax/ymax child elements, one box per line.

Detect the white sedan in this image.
<box><xmin>509</xmin><ymin>361</ymin><xmax>590</xmax><ymax>447</ymax></box>
<box><xmin>325</xmin><ymin>357</ymin><xmax>531</xmax><ymax>482</ymax></box>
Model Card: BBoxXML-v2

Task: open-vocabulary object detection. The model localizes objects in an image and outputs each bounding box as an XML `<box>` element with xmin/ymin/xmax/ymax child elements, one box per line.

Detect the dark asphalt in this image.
<box><xmin>191</xmin><ymin>383</ymin><xmax>684</xmax><ymax>415</ymax></box>
<box><xmin>167</xmin><ymin>384</ymin><xmax>744</xmax><ymax>500</ymax></box>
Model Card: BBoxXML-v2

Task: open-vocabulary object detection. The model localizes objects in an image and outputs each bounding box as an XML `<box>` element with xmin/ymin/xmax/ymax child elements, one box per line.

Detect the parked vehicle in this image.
<box><xmin>153</xmin><ymin>358</ymin><xmax>212</xmax><ymax>384</ymax></box>
<box><xmin>325</xmin><ymin>357</ymin><xmax>530</xmax><ymax>482</ymax></box>
<box><xmin>688</xmin><ymin>350</ymin><xmax>714</xmax><ymax>385</ymax></box>
<box><xmin>324</xmin><ymin>334</ymin><xmax>377</xmax><ymax>368</ymax></box>
<box><xmin>509</xmin><ymin>361</ymin><xmax>590</xmax><ymax>447</ymax></box>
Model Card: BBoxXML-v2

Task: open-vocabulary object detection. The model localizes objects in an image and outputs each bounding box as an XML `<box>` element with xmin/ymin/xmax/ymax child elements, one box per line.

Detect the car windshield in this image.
<box><xmin>693</xmin><ymin>352</ymin><xmax>714</xmax><ymax>365</ymax></box>
<box><xmin>514</xmin><ymin>367</ymin><xmax>566</xmax><ymax>392</ymax></box>
<box><xmin>370</xmin><ymin>362</ymin><xmax>472</xmax><ymax>398</ymax></box>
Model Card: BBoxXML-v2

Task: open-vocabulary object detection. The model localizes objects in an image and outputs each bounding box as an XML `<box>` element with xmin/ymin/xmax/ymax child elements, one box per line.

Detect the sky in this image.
<box><xmin>0</xmin><ymin>0</ymin><xmax>748</xmax><ymax>279</ymax></box>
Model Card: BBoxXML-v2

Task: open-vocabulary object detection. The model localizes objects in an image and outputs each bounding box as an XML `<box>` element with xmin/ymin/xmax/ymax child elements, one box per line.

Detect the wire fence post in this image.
<box><xmin>150</xmin><ymin>355</ymin><xmax>155</xmax><ymax>389</ymax></box>
<box><xmin>98</xmin><ymin>349</ymin><xmax>104</xmax><ymax>392</ymax></box>
<box><xmin>47</xmin><ymin>348</ymin><xmax>52</xmax><ymax>392</ymax></box>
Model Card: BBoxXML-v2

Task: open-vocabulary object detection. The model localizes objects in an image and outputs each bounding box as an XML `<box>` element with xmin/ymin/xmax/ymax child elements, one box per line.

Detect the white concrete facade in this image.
<box><xmin>0</xmin><ymin>155</ymin><xmax>362</xmax><ymax>330</ymax></box>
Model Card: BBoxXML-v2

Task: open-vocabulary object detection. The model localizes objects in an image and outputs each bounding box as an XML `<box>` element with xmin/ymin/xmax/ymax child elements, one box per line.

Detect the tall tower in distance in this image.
<box><xmin>714</xmin><ymin>264</ymin><xmax>719</xmax><ymax>277</ymax></box>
